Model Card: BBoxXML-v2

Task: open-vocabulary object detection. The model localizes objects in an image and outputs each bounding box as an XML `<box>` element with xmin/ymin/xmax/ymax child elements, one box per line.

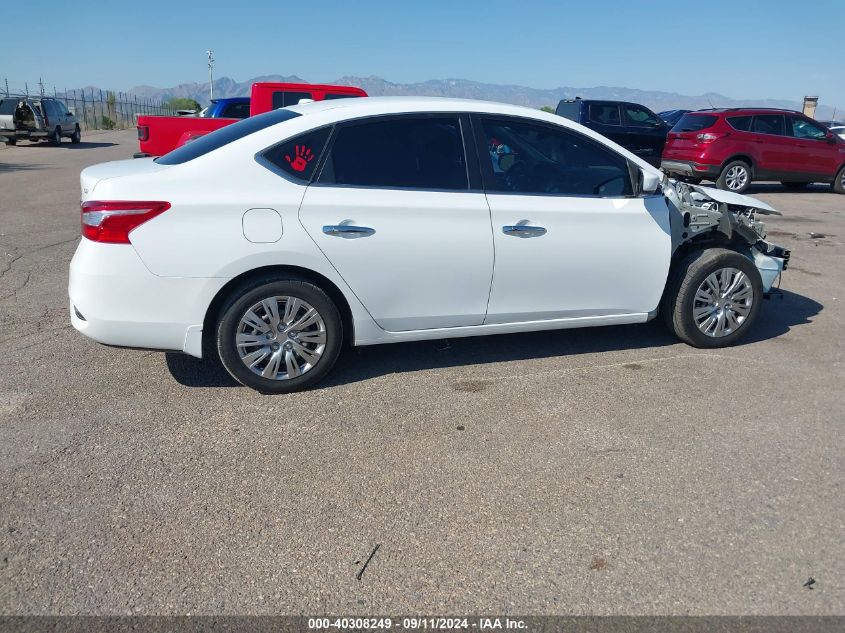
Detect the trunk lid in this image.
<box><xmin>80</xmin><ymin>158</ymin><xmax>172</xmax><ymax>201</ymax></box>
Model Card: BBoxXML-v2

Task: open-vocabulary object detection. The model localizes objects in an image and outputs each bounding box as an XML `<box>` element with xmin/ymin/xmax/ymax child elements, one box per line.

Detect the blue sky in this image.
<box><xmin>2</xmin><ymin>0</ymin><xmax>843</xmax><ymax>107</ymax></box>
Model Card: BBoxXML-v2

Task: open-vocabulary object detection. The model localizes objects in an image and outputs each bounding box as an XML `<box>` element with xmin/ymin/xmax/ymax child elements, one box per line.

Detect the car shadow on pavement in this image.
<box><xmin>165</xmin><ymin>289</ymin><xmax>821</xmax><ymax>390</ymax></box>
<box><xmin>745</xmin><ymin>183</ymin><xmax>835</xmax><ymax>195</ymax></box>
<box><xmin>0</xmin><ymin>162</ymin><xmax>47</xmax><ymax>172</ymax></box>
<box><xmin>8</xmin><ymin>141</ymin><xmax>117</xmax><ymax>150</ymax></box>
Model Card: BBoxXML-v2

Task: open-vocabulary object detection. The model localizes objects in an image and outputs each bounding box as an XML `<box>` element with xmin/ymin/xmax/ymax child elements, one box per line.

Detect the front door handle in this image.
<box><xmin>502</xmin><ymin>224</ymin><xmax>546</xmax><ymax>237</ymax></box>
<box><xmin>322</xmin><ymin>224</ymin><xmax>375</xmax><ymax>237</ymax></box>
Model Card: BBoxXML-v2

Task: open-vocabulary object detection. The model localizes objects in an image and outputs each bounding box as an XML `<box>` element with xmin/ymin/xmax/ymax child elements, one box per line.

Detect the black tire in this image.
<box><xmin>216</xmin><ymin>276</ymin><xmax>343</xmax><ymax>393</ymax></box>
<box><xmin>70</xmin><ymin>127</ymin><xmax>81</xmax><ymax>144</ymax></box>
<box><xmin>5</xmin><ymin>138</ymin><xmax>16</xmax><ymax>146</ymax></box>
<box><xmin>716</xmin><ymin>160</ymin><xmax>751</xmax><ymax>193</ymax></box>
<box><xmin>662</xmin><ymin>248</ymin><xmax>763</xmax><ymax>348</ymax></box>
<box><xmin>833</xmin><ymin>165</ymin><xmax>845</xmax><ymax>195</ymax></box>
<box><xmin>51</xmin><ymin>127</ymin><xmax>62</xmax><ymax>145</ymax></box>
<box><xmin>781</xmin><ymin>181</ymin><xmax>810</xmax><ymax>189</ymax></box>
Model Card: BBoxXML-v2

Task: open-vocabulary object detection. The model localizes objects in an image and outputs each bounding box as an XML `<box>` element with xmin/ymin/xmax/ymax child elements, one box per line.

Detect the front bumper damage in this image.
<box><xmin>663</xmin><ymin>179</ymin><xmax>790</xmax><ymax>294</ymax></box>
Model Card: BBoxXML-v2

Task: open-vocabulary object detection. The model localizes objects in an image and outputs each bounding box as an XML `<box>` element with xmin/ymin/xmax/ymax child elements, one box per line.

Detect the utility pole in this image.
<box><xmin>206</xmin><ymin>50</ymin><xmax>215</xmax><ymax>101</ymax></box>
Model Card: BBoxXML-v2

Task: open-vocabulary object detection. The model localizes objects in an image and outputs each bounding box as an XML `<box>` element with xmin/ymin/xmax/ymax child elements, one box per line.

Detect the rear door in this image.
<box><xmin>585</xmin><ymin>102</ymin><xmax>626</xmax><ymax>146</ymax></box>
<box><xmin>750</xmin><ymin>114</ymin><xmax>792</xmax><ymax>176</ymax></box>
<box><xmin>297</xmin><ymin>113</ymin><xmax>495</xmax><ymax>331</ymax></box>
<box><xmin>476</xmin><ymin>115</ymin><xmax>671</xmax><ymax>323</ymax></box>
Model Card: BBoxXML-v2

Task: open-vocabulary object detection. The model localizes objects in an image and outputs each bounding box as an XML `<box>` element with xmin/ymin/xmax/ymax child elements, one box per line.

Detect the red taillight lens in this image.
<box><xmin>81</xmin><ymin>201</ymin><xmax>170</xmax><ymax>244</ymax></box>
<box><xmin>137</xmin><ymin>125</ymin><xmax>149</xmax><ymax>141</ymax></box>
<box><xmin>696</xmin><ymin>132</ymin><xmax>729</xmax><ymax>143</ymax></box>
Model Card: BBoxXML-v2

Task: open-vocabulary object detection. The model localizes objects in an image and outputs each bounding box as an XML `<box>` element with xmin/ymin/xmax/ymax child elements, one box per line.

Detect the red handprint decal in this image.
<box><xmin>285</xmin><ymin>145</ymin><xmax>314</xmax><ymax>172</ymax></box>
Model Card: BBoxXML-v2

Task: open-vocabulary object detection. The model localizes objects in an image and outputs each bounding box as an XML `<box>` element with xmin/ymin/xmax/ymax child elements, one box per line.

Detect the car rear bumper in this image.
<box><xmin>661</xmin><ymin>160</ymin><xmax>720</xmax><ymax>178</ymax></box>
<box><xmin>68</xmin><ymin>238</ymin><xmax>229</xmax><ymax>358</ymax></box>
<box><xmin>0</xmin><ymin>129</ymin><xmax>49</xmax><ymax>140</ymax></box>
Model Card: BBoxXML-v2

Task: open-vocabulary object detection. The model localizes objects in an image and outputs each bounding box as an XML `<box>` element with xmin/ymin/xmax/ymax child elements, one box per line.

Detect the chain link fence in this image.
<box><xmin>2</xmin><ymin>78</ymin><xmax>175</xmax><ymax>131</ymax></box>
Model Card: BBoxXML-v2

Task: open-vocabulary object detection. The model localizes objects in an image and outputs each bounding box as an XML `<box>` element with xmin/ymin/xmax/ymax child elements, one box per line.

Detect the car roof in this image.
<box><xmin>286</xmin><ymin>95</ymin><xmax>555</xmax><ymax>118</ymax></box>
<box><xmin>690</xmin><ymin>108</ymin><xmax>801</xmax><ymax>116</ymax></box>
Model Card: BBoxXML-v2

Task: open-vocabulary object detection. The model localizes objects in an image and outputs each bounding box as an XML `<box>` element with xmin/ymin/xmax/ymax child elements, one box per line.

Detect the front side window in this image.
<box><xmin>790</xmin><ymin>117</ymin><xmax>827</xmax><ymax>140</ymax></box>
<box><xmin>623</xmin><ymin>104</ymin><xmax>662</xmax><ymax>127</ymax></box>
<box><xmin>753</xmin><ymin>115</ymin><xmax>785</xmax><ymax>136</ymax></box>
<box><xmin>261</xmin><ymin>127</ymin><xmax>332</xmax><ymax>182</ymax></box>
<box><xmin>318</xmin><ymin>116</ymin><xmax>468</xmax><ymax>190</ymax></box>
<box><xmin>589</xmin><ymin>103</ymin><xmax>621</xmax><ymax>126</ymax></box>
<box><xmin>480</xmin><ymin>117</ymin><xmax>632</xmax><ymax>197</ymax></box>
<box><xmin>271</xmin><ymin>91</ymin><xmax>313</xmax><ymax>108</ymax></box>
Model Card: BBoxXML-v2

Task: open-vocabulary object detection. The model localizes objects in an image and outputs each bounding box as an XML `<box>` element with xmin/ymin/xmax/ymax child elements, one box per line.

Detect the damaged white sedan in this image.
<box><xmin>69</xmin><ymin>97</ymin><xmax>789</xmax><ymax>392</ymax></box>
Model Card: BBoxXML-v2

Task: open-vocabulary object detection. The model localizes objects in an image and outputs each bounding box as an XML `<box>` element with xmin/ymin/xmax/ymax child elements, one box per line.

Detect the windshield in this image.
<box><xmin>156</xmin><ymin>108</ymin><xmax>301</xmax><ymax>165</ymax></box>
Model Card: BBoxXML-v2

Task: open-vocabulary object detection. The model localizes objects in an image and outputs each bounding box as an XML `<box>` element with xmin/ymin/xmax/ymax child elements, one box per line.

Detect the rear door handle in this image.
<box><xmin>502</xmin><ymin>224</ymin><xmax>547</xmax><ymax>237</ymax></box>
<box><xmin>322</xmin><ymin>224</ymin><xmax>375</xmax><ymax>237</ymax></box>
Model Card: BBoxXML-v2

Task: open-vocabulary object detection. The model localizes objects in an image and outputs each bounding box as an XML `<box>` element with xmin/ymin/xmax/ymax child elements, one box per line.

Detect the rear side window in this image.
<box><xmin>261</xmin><ymin>127</ymin><xmax>332</xmax><ymax>182</ymax></box>
<box><xmin>156</xmin><ymin>108</ymin><xmax>301</xmax><ymax>165</ymax></box>
<box><xmin>672</xmin><ymin>114</ymin><xmax>718</xmax><ymax>132</ymax></box>
<box><xmin>753</xmin><ymin>115</ymin><xmax>785</xmax><ymax>136</ymax></box>
<box><xmin>589</xmin><ymin>103</ymin><xmax>621</xmax><ymax>126</ymax></box>
<box><xmin>555</xmin><ymin>102</ymin><xmax>580</xmax><ymax>121</ymax></box>
<box><xmin>221</xmin><ymin>102</ymin><xmax>251</xmax><ymax>119</ymax></box>
<box><xmin>726</xmin><ymin>115</ymin><xmax>753</xmax><ymax>131</ymax></box>
<box><xmin>323</xmin><ymin>93</ymin><xmax>362</xmax><ymax>100</ymax></box>
<box><xmin>271</xmin><ymin>91</ymin><xmax>313</xmax><ymax>108</ymax></box>
<box><xmin>319</xmin><ymin>116</ymin><xmax>468</xmax><ymax>190</ymax></box>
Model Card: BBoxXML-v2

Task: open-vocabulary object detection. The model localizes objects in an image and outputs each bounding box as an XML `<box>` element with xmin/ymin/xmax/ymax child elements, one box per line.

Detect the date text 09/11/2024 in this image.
<box><xmin>307</xmin><ymin>617</ymin><xmax>527</xmax><ymax>630</ymax></box>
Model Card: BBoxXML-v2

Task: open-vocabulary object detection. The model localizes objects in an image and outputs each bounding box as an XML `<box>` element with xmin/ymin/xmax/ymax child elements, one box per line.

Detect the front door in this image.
<box><xmin>476</xmin><ymin>115</ymin><xmax>671</xmax><ymax>324</ymax></box>
<box><xmin>621</xmin><ymin>103</ymin><xmax>669</xmax><ymax>167</ymax></box>
<box><xmin>299</xmin><ymin>114</ymin><xmax>494</xmax><ymax>332</ymax></box>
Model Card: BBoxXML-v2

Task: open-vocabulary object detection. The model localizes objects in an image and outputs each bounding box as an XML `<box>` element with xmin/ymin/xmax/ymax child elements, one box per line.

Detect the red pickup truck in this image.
<box><xmin>135</xmin><ymin>82</ymin><xmax>367</xmax><ymax>157</ymax></box>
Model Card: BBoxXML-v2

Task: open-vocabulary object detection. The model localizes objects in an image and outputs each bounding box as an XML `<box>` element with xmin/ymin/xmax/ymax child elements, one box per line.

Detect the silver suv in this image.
<box><xmin>0</xmin><ymin>96</ymin><xmax>80</xmax><ymax>145</ymax></box>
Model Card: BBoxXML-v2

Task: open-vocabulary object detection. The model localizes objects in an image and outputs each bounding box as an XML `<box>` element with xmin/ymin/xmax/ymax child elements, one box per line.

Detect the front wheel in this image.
<box><xmin>662</xmin><ymin>248</ymin><xmax>762</xmax><ymax>348</ymax></box>
<box><xmin>216</xmin><ymin>277</ymin><xmax>343</xmax><ymax>393</ymax></box>
<box><xmin>833</xmin><ymin>165</ymin><xmax>845</xmax><ymax>195</ymax></box>
<box><xmin>70</xmin><ymin>127</ymin><xmax>81</xmax><ymax>144</ymax></box>
<box><xmin>716</xmin><ymin>160</ymin><xmax>751</xmax><ymax>193</ymax></box>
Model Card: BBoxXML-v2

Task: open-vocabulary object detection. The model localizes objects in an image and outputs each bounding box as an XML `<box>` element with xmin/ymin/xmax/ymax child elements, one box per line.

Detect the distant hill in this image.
<box><xmin>121</xmin><ymin>74</ymin><xmax>836</xmax><ymax>118</ymax></box>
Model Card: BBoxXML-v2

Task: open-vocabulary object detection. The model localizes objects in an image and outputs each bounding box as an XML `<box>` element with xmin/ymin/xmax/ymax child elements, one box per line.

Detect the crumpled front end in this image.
<box><xmin>664</xmin><ymin>179</ymin><xmax>790</xmax><ymax>293</ymax></box>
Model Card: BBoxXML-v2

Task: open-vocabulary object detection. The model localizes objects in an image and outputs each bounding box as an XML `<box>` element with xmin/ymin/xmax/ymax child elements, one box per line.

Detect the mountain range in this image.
<box><xmin>121</xmin><ymin>74</ymin><xmax>837</xmax><ymax>119</ymax></box>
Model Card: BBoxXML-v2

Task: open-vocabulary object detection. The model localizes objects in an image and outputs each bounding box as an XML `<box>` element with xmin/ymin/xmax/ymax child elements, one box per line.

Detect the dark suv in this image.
<box><xmin>555</xmin><ymin>98</ymin><xmax>670</xmax><ymax>166</ymax></box>
<box><xmin>662</xmin><ymin>108</ymin><xmax>845</xmax><ymax>193</ymax></box>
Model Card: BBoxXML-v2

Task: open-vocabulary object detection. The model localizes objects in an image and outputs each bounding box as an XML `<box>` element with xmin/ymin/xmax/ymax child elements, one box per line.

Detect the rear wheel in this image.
<box><xmin>216</xmin><ymin>277</ymin><xmax>343</xmax><ymax>393</ymax></box>
<box><xmin>662</xmin><ymin>248</ymin><xmax>762</xmax><ymax>348</ymax></box>
<box><xmin>5</xmin><ymin>138</ymin><xmax>16</xmax><ymax>146</ymax></box>
<box><xmin>70</xmin><ymin>126</ymin><xmax>81</xmax><ymax>144</ymax></box>
<box><xmin>51</xmin><ymin>127</ymin><xmax>62</xmax><ymax>145</ymax></box>
<box><xmin>716</xmin><ymin>160</ymin><xmax>751</xmax><ymax>193</ymax></box>
<box><xmin>781</xmin><ymin>181</ymin><xmax>811</xmax><ymax>189</ymax></box>
<box><xmin>833</xmin><ymin>165</ymin><xmax>845</xmax><ymax>195</ymax></box>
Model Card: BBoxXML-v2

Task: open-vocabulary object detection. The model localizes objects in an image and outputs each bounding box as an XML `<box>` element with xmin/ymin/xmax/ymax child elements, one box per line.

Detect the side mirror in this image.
<box><xmin>639</xmin><ymin>169</ymin><xmax>661</xmax><ymax>195</ymax></box>
<box><xmin>826</xmin><ymin>132</ymin><xmax>837</xmax><ymax>144</ymax></box>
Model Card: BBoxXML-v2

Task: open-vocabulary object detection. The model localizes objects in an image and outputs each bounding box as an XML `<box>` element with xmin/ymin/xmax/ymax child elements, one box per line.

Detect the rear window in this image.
<box><xmin>156</xmin><ymin>108</ymin><xmax>301</xmax><ymax>165</ymax></box>
<box><xmin>727</xmin><ymin>115</ymin><xmax>753</xmax><ymax>131</ymax></box>
<box><xmin>672</xmin><ymin>114</ymin><xmax>717</xmax><ymax>132</ymax></box>
<box><xmin>555</xmin><ymin>101</ymin><xmax>580</xmax><ymax>121</ymax></box>
<box><xmin>0</xmin><ymin>99</ymin><xmax>17</xmax><ymax>115</ymax></box>
<box><xmin>221</xmin><ymin>101</ymin><xmax>250</xmax><ymax>119</ymax></box>
<box><xmin>271</xmin><ymin>91</ymin><xmax>312</xmax><ymax>108</ymax></box>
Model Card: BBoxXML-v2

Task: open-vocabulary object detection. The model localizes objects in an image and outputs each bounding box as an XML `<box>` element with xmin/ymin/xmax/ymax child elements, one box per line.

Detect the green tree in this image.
<box><xmin>165</xmin><ymin>97</ymin><xmax>202</xmax><ymax>112</ymax></box>
<box><xmin>540</xmin><ymin>105</ymin><xmax>555</xmax><ymax>114</ymax></box>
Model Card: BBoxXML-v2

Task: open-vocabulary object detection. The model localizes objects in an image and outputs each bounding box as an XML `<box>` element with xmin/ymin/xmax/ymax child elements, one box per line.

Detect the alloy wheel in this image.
<box><xmin>692</xmin><ymin>267</ymin><xmax>754</xmax><ymax>338</ymax></box>
<box><xmin>235</xmin><ymin>296</ymin><xmax>327</xmax><ymax>380</ymax></box>
<box><xmin>724</xmin><ymin>165</ymin><xmax>748</xmax><ymax>191</ymax></box>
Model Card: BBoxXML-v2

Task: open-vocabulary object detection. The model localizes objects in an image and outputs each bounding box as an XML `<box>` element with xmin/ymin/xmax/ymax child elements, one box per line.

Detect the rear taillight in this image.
<box><xmin>696</xmin><ymin>132</ymin><xmax>729</xmax><ymax>143</ymax></box>
<box><xmin>137</xmin><ymin>125</ymin><xmax>149</xmax><ymax>141</ymax></box>
<box><xmin>81</xmin><ymin>201</ymin><xmax>170</xmax><ymax>244</ymax></box>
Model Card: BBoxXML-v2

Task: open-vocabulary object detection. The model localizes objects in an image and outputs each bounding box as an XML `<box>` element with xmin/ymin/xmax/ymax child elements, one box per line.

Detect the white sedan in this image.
<box><xmin>69</xmin><ymin>97</ymin><xmax>790</xmax><ymax>392</ymax></box>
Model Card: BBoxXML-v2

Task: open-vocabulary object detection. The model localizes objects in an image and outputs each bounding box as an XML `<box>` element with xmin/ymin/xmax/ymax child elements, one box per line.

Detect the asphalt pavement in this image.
<box><xmin>0</xmin><ymin>130</ymin><xmax>843</xmax><ymax>615</ymax></box>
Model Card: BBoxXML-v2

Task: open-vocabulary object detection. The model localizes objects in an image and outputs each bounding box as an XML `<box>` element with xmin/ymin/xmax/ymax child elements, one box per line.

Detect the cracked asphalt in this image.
<box><xmin>1</xmin><ymin>130</ymin><xmax>843</xmax><ymax>615</ymax></box>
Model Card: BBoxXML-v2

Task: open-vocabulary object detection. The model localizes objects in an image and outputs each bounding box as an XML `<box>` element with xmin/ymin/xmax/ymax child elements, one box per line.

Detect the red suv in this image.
<box><xmin>661</xmin><ymin>108</ymin><xmax>845</xmax><ymax>194</ymax></box>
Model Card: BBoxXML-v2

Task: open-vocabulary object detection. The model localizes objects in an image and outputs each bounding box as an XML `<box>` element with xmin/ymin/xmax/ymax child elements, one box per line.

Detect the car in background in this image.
<box><xmin>555</xmin><ymin>98</ymin><xmax>670</xmax><ymax>166</ymax></box>
<box><xmin>70</xmin><ymin>97</ymin><xmax>788</xmax><ymax>392</ymax></box>
<box><xmin>198</xmin><ymin>97</ymin><xmax>251</xmax><ymax>119</ymax></box>
<box><xmin>135</xmin><ymin>83</ymin><xmax>366</xmax><ymax>157</ymax></box>
<box><xmin>662</xmin><ymin>108</ymin><xmax>845</xmax><ymax>194</ymax></box>
<box><xmin>0</xmin><ymin>96</ymin><xmax>80</xmax><ymax>145</ymax></box>
<box><xmin>829</xmin><ymin>125</ymin><xmax>845</xmax><ymax>140</ymax></box>
<box><xmin>818</xmin><ymin>120</ymin><xmax>844</xmax><ymax>130</ymax></box>
<box><xmin>659</xmin><ymin>109</ymin><xmax>690</xmax><ymax>127</ymax></box>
